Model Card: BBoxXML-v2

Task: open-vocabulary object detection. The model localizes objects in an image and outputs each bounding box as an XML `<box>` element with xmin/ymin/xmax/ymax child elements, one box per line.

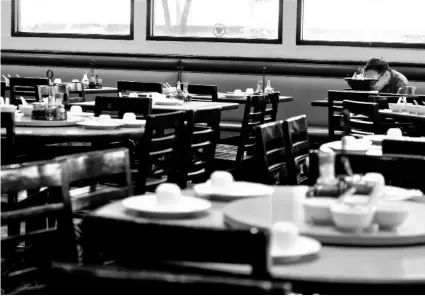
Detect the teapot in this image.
<box><xmin>397</xmin><ymin>85</ymin><xmax>416</xmax><ymax>95</ymax></box>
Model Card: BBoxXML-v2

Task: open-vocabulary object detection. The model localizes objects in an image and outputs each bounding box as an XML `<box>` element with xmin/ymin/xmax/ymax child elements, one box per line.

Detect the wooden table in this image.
<box><xmin>380</xmin><ymin>109</ymin><xmax>425</xmax><ymax>124</ymax></box>
<box><xmin>215</xmin><ymin>94</ymin><xmax>293</xmax><ymax>104</ymax></box>
<box><xmin>69</xmin><ymin>100</ymin><xmax>239</xmax><ymax>111</ymax></box>
<box><xmin>82</xmin><ymin>186</ymin><xmax>425</xmax><ymax>290</ymax></box>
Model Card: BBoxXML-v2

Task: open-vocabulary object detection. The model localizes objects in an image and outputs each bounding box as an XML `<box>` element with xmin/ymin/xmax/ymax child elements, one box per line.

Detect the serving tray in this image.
<box><xmin>223</xmin><ymin>196</ymin><xmax>425</xmax><ymax>246</ymax></box>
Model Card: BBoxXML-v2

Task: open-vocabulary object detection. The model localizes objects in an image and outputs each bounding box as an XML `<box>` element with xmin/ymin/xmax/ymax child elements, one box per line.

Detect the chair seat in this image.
<box><xmin>219</xmin><ymin>121</ymin><xmax>242</xmax><ymax>132</ymax></box>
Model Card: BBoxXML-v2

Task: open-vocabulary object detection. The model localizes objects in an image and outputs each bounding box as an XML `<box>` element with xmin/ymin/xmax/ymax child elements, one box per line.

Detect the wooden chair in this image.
<box><xmin>94</xmin><ymin>96</ymin><xmax>152</xmax><ymax>119</ymax></box>
<box><xmin>80</xmin><ymin>221</ymin><xmax>272</xmax><ymax>279</ymax></box>
<box><xmin>333</xmin><ymin>152</ymin><xmax>425</xmax><ymax>192</ymax></box>
<box><xmin>283</xmin><ymin>115</ymin><xmax>310</xmax><ymax>185</ymax></box>
<box><xmin>180</xmin><ymin>108</ymin><xmax>221</xmax><ymax>188</ymax></box>
<box><xmin>136</xmin><ymin>111</ymin><xmax>186</xmax><ymax>193</ymax></box>
<box><xmin>117</xmin><ymin>80</ymin><xmax>163</xmax><ymax>95</ymax></box>
<box><xmin>1</xmin><ymin>111</ymin><xmax>16</xmax><ymax>166</ymax></box>
<box><xmin>255</xmin><ymin>120</ymin><xmax>289</xmax><ymax>185</ymax></box>
<box><xmin>55</xmin><ymin>148</ymin><xmax>133</xmax><ymax>214</ymax></box>
<box><xmin>188</xmin><ymin>84</ymin><xmax>218</xmax><ymax>102</ymax></box>
<box><xmin>48</xmin><ymin>262</ymin><xmax>290</xmax><ymax>295</ymax></box>
<box><xmin>9</xmin><ymin>77</ymin><xmax>50</xmax><ymax>105</ymax></box>
<box><xmin>382</xmin><ymin>138</ymin><xmax>425</xmax><ymax>156</ymax></box>
<box><xmin>1</xmin><ymin>81</ymin><xmax>6</xmax><ymax>98</ymax></box>
<box><xmin>1</xmin><ymin>160</ymin><xmax>78</xmax><ymax>294</ymax></box>
<box><xmin>342</xmin><ymin>100</ymin><xmax>382</xmax><ymax>136</ymax></box>
<box><xmin>215</xmin><ymin>95</ymin><xmax>267</xmax><ymax>179</ymax></box>
<box><xmin>263</xmin><ymin>92</ymin><xmax>280</xmax><ymax>124</ymax></box>
<box><xmin>328</xmin><ymin>90</ymin><xmax>375</xmax><ymax>140</ymax></box>
<box><xmin>65</xmin><ymin>82</ymin><xmax>85</xmax><ymax>105</ymax></box>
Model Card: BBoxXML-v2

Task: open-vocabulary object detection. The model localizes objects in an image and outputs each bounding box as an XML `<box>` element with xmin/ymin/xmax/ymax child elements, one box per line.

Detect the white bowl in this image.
<box><xmin>19</xmin><ymin>104</ymin><xmax>33</xmax><ymax>116</ymax></box>
<box><xmin>0</xmin><ymin>105</ymin><xmax>17</xmax><ymax>112</ymax></box>
<box><xmin>302</xmin><ymin>198</ymin><xmax>337</xmax><ymax>224</ymax></box>
<box><xmin>386</xmin><ymin>128</ymin><xmax>403</xmax><ymax>138</ymax></box>
<box><xmin>388</xmin><ymin>103</ymin><xmax>404</xmax><ymax>112</ymax></box>
<box><xmin>405</xmin><ymin>104</ymin><xmax>417</xmax><ymax>114</ymax></box>
<box><xmin>155</xmin><ymin>183</ymin><xmax>181</xmax><ymax>206</ymax></box>
<box><xmin>331</xmin><ymin>203</ymin><xmax>376</xmax><ymax>231</ymax></box>
<box><xmin>374</xmin><ymin>202</ymin><xmax>409</xmax><ymax>229</ymax></box>
<box><xmin>210</xmin><ymin>171</ymin><xmax>234</xmax><ymax>189</ymax></box>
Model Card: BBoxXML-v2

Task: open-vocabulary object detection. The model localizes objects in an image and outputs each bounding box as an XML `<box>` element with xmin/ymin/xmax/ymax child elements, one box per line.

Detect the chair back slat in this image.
<box><xmin>342</xmin><ymin>100</ymin><xmax>381</xmax><ymax>135</ymax></box>
<box><xmin>138</xmin><ymin>111</ymin><xmax>185</xmax><ymax>193</ymax></box>
<box><xmin>188</xmin><ymin>84</ymin><xmax>218</xmax><ymax>102</ymax></box>
<box><xmin>117</xmin><ymin>80</ymin><xmax>163</xmax><ymax>95</ymax></box>
<box><xmin>283</xmin><ymin>115</ymin><xmax>310</xmax><ymax>185</ymax></box>
<box><xmin>9</xmin><ymin>77</ymin><xmax>50</xmax><ymax>105</ymax></box>
<box><xmin>94</xmin><ymin>96</ymin><xmax>152</xmax><ymax>119</ymax></box>
<box><xmin>181</xmin><ymin>109</ymin><xmax>220</xmax><ymax>187</ymax></box>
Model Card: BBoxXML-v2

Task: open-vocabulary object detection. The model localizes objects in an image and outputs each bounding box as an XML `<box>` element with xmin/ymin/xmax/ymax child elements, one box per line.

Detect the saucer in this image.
<box><xmin>271</xmin><ymin>236</ymin><xmax>321</xmax><ymax>264</ymax></box>
<box><xmin>193</xmin><ymin>181</ymin><xmax>274</xmax><ymax>201</ymax></box>
<box><xmin>122</xmin><ymin>194</ymin><xmax>212</xmax><ymax>219</ymax></box>
<box><xmin>324</xmin><ymin>139</ymin><xmax>372</xmax><ymax>153</ymax></box>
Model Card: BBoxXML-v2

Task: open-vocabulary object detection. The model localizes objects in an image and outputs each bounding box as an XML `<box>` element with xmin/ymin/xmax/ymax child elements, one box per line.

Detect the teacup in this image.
<box><xmin>210</xmin><ymin>171</ymin><xmax>234</xmax><ymax>189</ymax></box>
<box><xmin>70</xmin><ymin>106</ymin><xmax>83</xmax><ymax>113</ymax></box>
<box><xmin>19</xmin><ymin>104</ymin><xmax>33</xmax><ymax>116</ymax></box>
<box><xmin>271</xmin><ymin>222</ymin><xmax>299</xmax><ymax>251</ymax></box>
<box><xmin>128</xmin><ymin>92</ymin><xmax>139</xmax><ymax>98</ymax></box>
<box><xmin>386</xmin><ymin>128</ymin><xmax>402</xmax><ymax>138</ymax></box>
<box><xmin>155</xmin><ymin>183</ymin><xmax>181</xmax><ymax>206</ymax></box>
<box><xmin>123</xmin><ymin>112</ymin><xmax>136</xmax><ymax>122</ymax></box>
<box><xmin>53</xmin><ymin>78</ymin><xmax>62</xmax><ymax>84</ymax></box>
<box><xmin>98</xmin><ymin>114</ymin><xmax>111</xmax><ymax>122</ymax></box>
<box><xmin>245</xmin><ymin>88</ymin><xmax>254</xmax><ymax>95</ymax></box>
<box><xmin>234</xmin><ymin>89</ymin><xmax>243</xmax><ymax>95</ymax></box>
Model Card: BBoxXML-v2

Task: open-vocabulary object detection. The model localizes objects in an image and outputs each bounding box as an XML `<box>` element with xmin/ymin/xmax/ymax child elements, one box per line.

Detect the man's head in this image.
<box><xmin>364</xmin><ymin>58</ymin><xmax>391</xmax><ymax>91</ymax></box>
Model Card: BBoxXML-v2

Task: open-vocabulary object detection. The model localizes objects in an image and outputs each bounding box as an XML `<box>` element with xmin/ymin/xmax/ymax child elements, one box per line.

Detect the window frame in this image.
<box><xmin>11</xmin><ymin>0</ymin><xmax>135</xmax><ymax>40</ymax></box>
<box><xmin>296</xmin><ymin>0</ymin><xmax>425</xmax><ymax>49</ymax></box>
<box><xmin>146</xmin><ymin>0</ymin><xmax>283</xmax><ymax>44</ymax></box>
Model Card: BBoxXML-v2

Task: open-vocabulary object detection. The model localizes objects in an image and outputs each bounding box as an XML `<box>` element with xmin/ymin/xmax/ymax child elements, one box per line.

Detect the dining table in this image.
<box><xmin>80</xmin><ymin>186</ymin><xmax>425</xmax><ymax>293</ymax></box>
<box><xmin>69</xmin><ymin>100</ymin><xmax>239</xmax><ymax>112</ymax></box>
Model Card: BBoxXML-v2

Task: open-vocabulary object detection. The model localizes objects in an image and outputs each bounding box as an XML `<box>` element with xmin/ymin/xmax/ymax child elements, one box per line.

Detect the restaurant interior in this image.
<box><xmin>1</xmin><ymin>0</ymin><xmax>425</xmax><ymax>294</ymax></box>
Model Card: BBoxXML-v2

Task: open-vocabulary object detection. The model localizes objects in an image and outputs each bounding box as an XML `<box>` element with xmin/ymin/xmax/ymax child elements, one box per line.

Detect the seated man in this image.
<box><xmin>363</xmin><ymin>58</ymin><xmax>410</xmax><ymax>93</ymax></box>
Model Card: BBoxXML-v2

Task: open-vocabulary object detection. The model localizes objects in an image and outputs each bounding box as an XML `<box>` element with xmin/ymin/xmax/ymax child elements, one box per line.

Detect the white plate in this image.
<box><xmin>224</xmin><ymin>92</ymin><xmax>247</xmax><ymax>99</ymax></box>
<box><xmin>122</xmin><ymin>194</ymin><xmax>212</xmax><ymax>218</ymax></box>
<box><xmin>271</xmin><ymin>236</ymin><xmax>321</xmax><ymax>264</ymax></box>
<box><xmin>324</xmin><ymin>139</ymin><xmax>372</xmax><ymax>152</ymax></box>
<box><xmin>77</xmin><ymin>120</ymin><xmax>122</xmax><ymax>130</ymax></box>
<box><xmin>110</xmin><ymin>119</ymin><xmax>146</xmax><ymax>128</ymax></box>
<box><xmin>193</xmin><ymin>181</ymin><xmax>275</xmax><ymax>201</ymax></box>
<box><xmin>154</xmin><ymin>99</ymin><xmax>184</xmax><ymax>106</ymax></box>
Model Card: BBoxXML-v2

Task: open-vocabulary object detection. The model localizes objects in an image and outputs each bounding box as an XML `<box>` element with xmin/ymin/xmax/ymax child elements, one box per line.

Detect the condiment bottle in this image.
<box><xmin>82</xmin><ymin>71</ymin><xmax>89</xmax><ymax>88</ymax></box>
<box><xmin>265</xmin><ymin>80</ymin><xmax>273</xmax><ymax>93</ymax></box>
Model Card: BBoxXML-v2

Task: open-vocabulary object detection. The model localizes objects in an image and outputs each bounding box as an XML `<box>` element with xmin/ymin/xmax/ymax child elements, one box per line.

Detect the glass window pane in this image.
<box><xmin>17</xmin><ymin>0</ymin><xmax>132</xmax><ymax>37</ymax></box>
<box><xmin>151</xmin><ymin>0</ymin><xmax>281</xmax><ymax>41</ymax></box>
<box><xmin>301</xmin><ymin>0</ymin><xmax>425</xmax><ymax>45</ymax></box>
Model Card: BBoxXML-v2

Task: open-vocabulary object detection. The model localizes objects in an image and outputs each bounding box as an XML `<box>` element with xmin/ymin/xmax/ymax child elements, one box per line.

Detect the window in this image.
<box><xmin>147</xmin><ymin>0</ymin><xmax>283</xmax><ymax>44</ymax></box>
<box><xmin>298</xmin><ymin>0</ymin><xmax>425</xmax><ymax>48</ymax></box>
<box><xmin>12</xmin><ymin>0</ymin><xmax>134</xmax><ymax>39</ymax></box>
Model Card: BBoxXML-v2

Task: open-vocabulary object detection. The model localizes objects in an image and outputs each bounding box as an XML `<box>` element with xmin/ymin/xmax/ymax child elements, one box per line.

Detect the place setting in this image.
<box><xmin>193</xmin><ymin>171</ymin><xmax>275</xmax><ymax>201</ymax></box>
<box><xmin>122</xmin><ymin>183</ymin><xmax>212</xmax><ymax>219</ymax></box>
<box><xmin>77</xmin><ymin>113</ymin><xmax>145</xmax><ymax>130</ymax></box>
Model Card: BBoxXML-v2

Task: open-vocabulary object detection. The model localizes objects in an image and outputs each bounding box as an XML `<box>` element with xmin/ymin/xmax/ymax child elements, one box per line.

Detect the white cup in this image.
<box><xmin>123</xmin><ymin>112</ymin><xmax>136</xmax><ymax>122</ymax></box>
<box><xmin>271</xmin><ymin>222</ymin><xmax>299</xmax><ymax>251</ymax></box>
<box><xmin>53</xmin><ymin>78</ymin><xmax>62</xmax><ymax>84</ymax></box>
<box><xmin>70</xmin><ymin>106</ymin><xmax>83</xmax><ymax>113</ymax></box>
<box><xmin>128</xmin><ymin>92</ymin><xmax>139</xmax><ymax>98</ymax></box>
<box><xmin>155</xmin><ymin>183</ymin><xmax>181</xmax><ymax>206</ymax></box>
<box><xmin>387</xmin><ymin>128</ymin><xmax>402</xmax><ymax>138</ymax></box>
<box><xmin>99</xmin><ymin>114</ymin><xmax>111</xmax><ymax>122</ymax></box>
<box><xmin>245</xmin><ymin>88</ymin><xmax>254</xmax><ymax>95</ymax></box>
<box><xmin>234</xmin><ymin>89</ymin><xmax>243</xmax><ymax>95</ymax></box>
<box><xmin>210</xmin><ymin>171</ymin><xmax>234</xmax><ymax>189</ymax></box>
